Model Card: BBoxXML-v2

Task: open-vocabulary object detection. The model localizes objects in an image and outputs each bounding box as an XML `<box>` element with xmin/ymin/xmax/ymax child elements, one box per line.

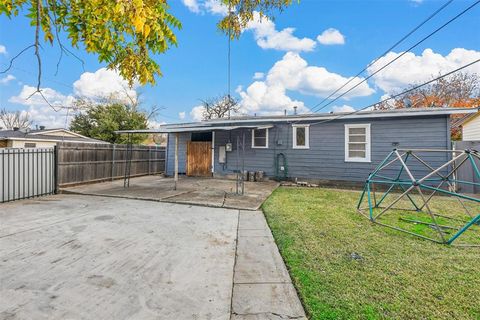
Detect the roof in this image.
<box><xmin>451</xmin><ymin>110</ymin><xmax>480</xmax><ymax>129</ymax></box>
<box><xmin>116</xmin><ymin>107</ymin><xmax>478</xmax><ymax>134</ymax></box>
<box><xmin>0</xmin><ymin>128</ymin><xmax>107</xmax><ymax>144</ymax></box>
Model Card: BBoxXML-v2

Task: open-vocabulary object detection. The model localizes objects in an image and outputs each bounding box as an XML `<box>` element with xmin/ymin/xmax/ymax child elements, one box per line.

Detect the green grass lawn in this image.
<box><xmin>262</xmin><ymin>187</ymin><xmax>480</xmax><ymax>320</ymax></box>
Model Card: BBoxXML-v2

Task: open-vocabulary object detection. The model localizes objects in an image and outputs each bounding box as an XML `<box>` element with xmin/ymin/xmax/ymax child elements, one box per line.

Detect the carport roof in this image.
<box><xmin>115</xmin><ymin>125</ymin><xmax>273</xmax><ymax>134</ymax></box>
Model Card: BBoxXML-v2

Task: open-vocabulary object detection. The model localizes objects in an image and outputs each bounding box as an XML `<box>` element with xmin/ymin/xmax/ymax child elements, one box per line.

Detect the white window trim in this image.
<box><xmin>292</xmin><ymin>124</ymin><xmax>310</xmax><ymax>149</ymax></box>
<box><xmin>345</xmin><ymin>124</ymin><xmax>371</xmax><ymax>162</ymax></box>
<box><xmin>251</xmin><ymin>128</ymin><xmax>269</xmax><ymax>149</ymax></box>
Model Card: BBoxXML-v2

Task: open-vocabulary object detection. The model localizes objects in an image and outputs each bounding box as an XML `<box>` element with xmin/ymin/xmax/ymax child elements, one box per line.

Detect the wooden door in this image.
<box><xmin>187</xmin><ymin>141</ymin><xmax>212</xmax><ymax>176</ymax></box>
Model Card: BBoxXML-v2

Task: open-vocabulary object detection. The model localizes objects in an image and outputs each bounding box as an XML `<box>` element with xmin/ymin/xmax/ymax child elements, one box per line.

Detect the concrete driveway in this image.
<box><xmin>0</xmin><ymin>195</ymin><xmax>305</xmax><ymax>320</ymax></box>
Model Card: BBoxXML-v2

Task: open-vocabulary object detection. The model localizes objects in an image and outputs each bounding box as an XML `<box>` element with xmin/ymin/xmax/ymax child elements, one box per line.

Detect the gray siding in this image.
<box><xmin>166</xmin><ymin>132</ymin><xmax>190</xmax><ymax>175</ymax></box>
<box><xmin>166</xmin><ymin>115</ymin><xmax>451</xmax><ymax>183</ymax></box>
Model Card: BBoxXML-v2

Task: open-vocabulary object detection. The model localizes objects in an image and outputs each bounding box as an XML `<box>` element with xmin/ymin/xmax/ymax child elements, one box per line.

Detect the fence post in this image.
<box><xmin>148</xmin><ymin>147</ymin><xmax>152</xmax><ymax>175</ymax></box>
<box><xmin>54</xmin><ymin>145</ymin><xmax>59</xmax><ymax>194</ymax></box>
<box><xmin>111</xmin><ymin>144</ymin><xmax>116</xmax><ymax>181</ymax></box>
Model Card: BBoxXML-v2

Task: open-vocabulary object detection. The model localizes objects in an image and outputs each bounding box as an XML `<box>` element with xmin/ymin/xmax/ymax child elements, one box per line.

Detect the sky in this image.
<box><xmin>0</xmin><ymin>0</ymin><xmax>479</xmax><ymax>129</ymax></box>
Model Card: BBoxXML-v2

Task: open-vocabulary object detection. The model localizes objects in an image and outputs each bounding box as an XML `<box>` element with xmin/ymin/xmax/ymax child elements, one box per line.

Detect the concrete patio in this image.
<box><xmin>0</xmin><ymin>194</ymin><xmax>305</xmax><ymax>320</ymax></box>
<box><xmin>62</xmin><ymin>175</ymin><xmax>279</xmax><ymax>211</ymax></box>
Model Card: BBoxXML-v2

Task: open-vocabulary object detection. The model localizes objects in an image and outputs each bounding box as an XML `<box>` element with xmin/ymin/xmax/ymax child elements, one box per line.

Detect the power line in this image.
<box><xmin>309</xmin><ymin>0</ymin><xmax>453</xmax><ymax>113</ymax></box>
<box><xmin>311</xmin><ymin>0</ymin><xmax>479</xmax><ymax>114</ymax></box>
<box><xmin>306</xmin><ymin>58</ymin><xmax>480</xmax><ymax>127</ymax></box>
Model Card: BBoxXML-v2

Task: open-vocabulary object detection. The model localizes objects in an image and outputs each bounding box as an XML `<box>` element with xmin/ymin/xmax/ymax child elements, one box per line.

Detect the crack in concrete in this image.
<box><xmin>221</xmin><ymin>191</ymin><xmax>227</xmax><ymax>207</ymax></box>
<box><xmin>232</xmin><ymin>311</ymin><xmax>305</xmax><ymax>319</ymax></box>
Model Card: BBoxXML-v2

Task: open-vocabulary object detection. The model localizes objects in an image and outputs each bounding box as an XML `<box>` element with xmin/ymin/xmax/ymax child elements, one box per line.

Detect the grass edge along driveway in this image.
<box><xmin>262</xmin><ymin>187</ymin><xmax>480</xmax><ymax>320</ymax></box>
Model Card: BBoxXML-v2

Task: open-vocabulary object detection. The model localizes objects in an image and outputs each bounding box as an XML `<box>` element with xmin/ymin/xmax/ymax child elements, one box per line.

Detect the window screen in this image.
<box><xmin>345</xmin><ymin>124</ymin><xmax>370</xmax><ymax>162</ymax></box>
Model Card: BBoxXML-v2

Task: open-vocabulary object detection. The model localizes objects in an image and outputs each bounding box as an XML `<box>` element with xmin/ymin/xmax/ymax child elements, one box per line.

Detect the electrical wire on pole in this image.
<box><xmin>308</xmin><ymin>0</ymin><xmax>454</xmax><ymax>114</ymax></box>
<box><xmin>310</xmin><ymin>0</ymin><xmax>479</xmax><ymax>114</ymax></box>
<box><xmin>306</xmin><ymin>58</ymin><xmax>480</xmax><ymax>126</ymax></box>
<box><xmin>227</xmin><ymin>0</ymin><xmax>232</xmax><ymax>119</ymax></box>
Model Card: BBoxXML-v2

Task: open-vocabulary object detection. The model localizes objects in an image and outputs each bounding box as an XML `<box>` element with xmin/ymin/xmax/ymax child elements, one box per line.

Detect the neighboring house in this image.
<box><xmin>0</xmin><ymin>128</ymin><xmax>107</xmax><ymax>148</ymax></box>
<box><xmin>452</xmin><ymin>110</ymin><xmax>480</xmax><ymax>141</ymax></box>
<box><xmin>118</xmin><ymin>107</ymin><xmax>476</xmax><ymax>184</ymax></box>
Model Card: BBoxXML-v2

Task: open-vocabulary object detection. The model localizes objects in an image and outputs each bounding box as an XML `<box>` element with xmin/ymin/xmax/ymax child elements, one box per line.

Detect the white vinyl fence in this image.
<box><xmin>0</xmin><ymin>148</ymin><xmax>56</xmax><ymax>203</ymax></box>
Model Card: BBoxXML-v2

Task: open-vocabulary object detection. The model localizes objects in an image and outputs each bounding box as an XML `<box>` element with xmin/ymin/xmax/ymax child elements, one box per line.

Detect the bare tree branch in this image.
<box><xmin>0</xmin><ymin>45</ymin><xmax>35</xmax><ymax>74</ymax></box>
<box><xmin>200</xmin><ymin>95</ymin><xmax>239</xmax><ymax>120</ymax></box>
<box><xmin>0</xmin><ymin>108</ymin><xmax>32</xmax><ymax>130</ymax></box>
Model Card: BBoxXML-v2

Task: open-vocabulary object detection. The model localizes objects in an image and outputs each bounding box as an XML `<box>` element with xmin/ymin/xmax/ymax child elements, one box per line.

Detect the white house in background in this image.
<box><xmin>0</xmin><ymin>128</ymin><xmax>107</xmax><ymax>148</ymax></box>
<box><xmin>460</xmin><ymin>111</ymin><xmax>480</xmax><ymax>141</ymax></box>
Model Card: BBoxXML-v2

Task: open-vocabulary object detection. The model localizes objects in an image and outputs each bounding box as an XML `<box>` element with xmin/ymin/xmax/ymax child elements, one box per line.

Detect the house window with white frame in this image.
<box><xmin>345</xmin><ymin>124</ymin><xmax>371</xmax><ymax>162</ymax></box>
<box><xmin>293</xmin><ymin>125</ymin><xmax>309</xmax><ymax>149</ymax></box>
<box><xmin>252</xmin><ymin>128</ymin><xmax>268</xmax><ymax>148</ymax></box>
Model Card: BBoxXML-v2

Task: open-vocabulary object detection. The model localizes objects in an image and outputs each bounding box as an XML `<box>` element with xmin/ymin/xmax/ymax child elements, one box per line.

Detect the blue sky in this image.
<box><xmin>0</xmin><ymin>0</ymin><xmax>479</xmax><ymax>128</ymax></box>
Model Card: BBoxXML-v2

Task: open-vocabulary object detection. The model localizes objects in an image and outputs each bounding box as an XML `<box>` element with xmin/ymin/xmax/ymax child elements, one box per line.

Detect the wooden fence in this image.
<box><xmin>57</xmin><ymin>142</ymin><xmax>165</xmax><ymax>187</ymax></box>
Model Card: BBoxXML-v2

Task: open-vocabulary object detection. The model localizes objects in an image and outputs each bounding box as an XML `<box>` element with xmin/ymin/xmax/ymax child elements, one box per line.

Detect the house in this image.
<box><xmin>0</xmin><ymin>128</ymin><xmax>107</xmax><ymax>148</ymax></box>
<box><xmin>452</xmin><ymin>110</ymin><xmax>480</xmax><ymax>141</ymax></box>
<box><xmin>117</xmin><ymin>107</ymin><xmax>477</xmax><ymax>184</ymax></box>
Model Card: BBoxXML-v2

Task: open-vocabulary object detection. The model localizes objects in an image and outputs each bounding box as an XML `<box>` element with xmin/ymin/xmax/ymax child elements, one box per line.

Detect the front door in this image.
<box><xmin>187</xmin><ymin>141</ymin><xmax>212</xmax><ymax>176</ymax></box>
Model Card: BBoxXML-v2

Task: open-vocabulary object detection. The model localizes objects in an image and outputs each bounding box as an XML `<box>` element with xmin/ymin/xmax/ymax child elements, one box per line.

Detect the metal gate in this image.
<box><xmin>0</xmin><ymin>148</ymin><xmax>57</xmax><ymax>203</ymax></box>
<box><xmin>453</xmin><ymin>141</ymin><xmax>480</xmax><ymax>194</ymax></box>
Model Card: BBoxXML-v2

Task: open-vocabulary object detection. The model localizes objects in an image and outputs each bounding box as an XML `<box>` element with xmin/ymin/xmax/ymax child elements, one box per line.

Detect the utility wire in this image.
<box><xmin>306</xmin><ymin>58</ymin><xmax>480</xmax><ymax>127</ymax></box>
<box><xmin>309</xmin><ymin>0</ymin><xmax>454</xmax><ymax>113</ymax></box>
<box><xmin>311</xmin><ymin>0</ymin><xmax>479</xmax><ymax>114</ymax></box>
<box><xmin>227</xmin><ymin>0</ymin><xmax>232</xmax><ymax>119</ymax></box>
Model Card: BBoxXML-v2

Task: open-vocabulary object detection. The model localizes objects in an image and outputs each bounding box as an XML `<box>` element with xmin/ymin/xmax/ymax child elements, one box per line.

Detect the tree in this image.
<box><xmin>374</xmin><ymin>72</ymin><xmax>480</xmax><ymax>110</ymax></box>
<box><xmin>69</xmin><ymin>103</ymin><xmax>148</xmax><ymax>144</ymax></box>
<box><xmin>0</xmin><ymin>108</ymin><xmax>32</xmax><ymax>130</ymax></box>
<box><xmin>201</xmin><ymin>95</ymin><xmax>239</xmax><ymax>120</ymax></box>
<box><xmin>1</xmin><ymin>0</ymin><xmax>295</xmax><ymax>87</ymax></box>
<box><xmin>374</xmin><ymin>72</ymin><xmax>480</xmax><ymax>140</ymax></box>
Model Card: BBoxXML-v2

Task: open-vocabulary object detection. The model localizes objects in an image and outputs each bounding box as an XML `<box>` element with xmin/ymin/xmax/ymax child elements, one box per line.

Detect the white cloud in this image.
<box><xmin>7</xmin><ymin>67</ymin><xmax>140</xmax><ymax>128</ymax></box>
<box><xmin>182</xmin><ymin>0</ymin><xmax>228</xmax><ymax>15</ymax></box>
<box><xmin>410</xmin><ymin>0</ymin><xmax>423</xmax><ymax>5</ymax></box>
<box><xmin>0</xmin><ymin>74</ymin><xmax>15</xmax><ymax>85</ymax></box>
<box><xmin>9</xmin><ymin>85</ymin><xmax>74</xmax><ymax>109</ymax></box>
<box><xmin>0</xmin><ymin>45</ymin><xmax>6</xmax><ymax>55</ymax></box>
<box><xmin>238</xmin><ymin>52</ymin><xmax>374</xmax><ymax>115</ymax></box>
<box><xmin>148</xmin><ymin>119</ymin><xmax>166</xmax><ymax>129</ymax></box>
<box><xmin>238</xmin><ymin>80</ymin><xmax>308</xmax><ymax>115</ymax></box>
<box><xmin>246</xmin><ymin>12</ymin><xmax>316</xmax><ymax>52</ymax></box>
<box><xmin>331</xmin><ymin>105</ymin><xmax>355</xmax><ymax>113</ymax></box>
<box><xmin>179</xmin><ymin>111</ymin><xmax>186</xmax><ymax>120</ymax></box>
<box><xmin>317</xmin><ymin>28</ymin><xmax>345</xmax><ymax>45</ymax></box>
<box><xmin>253</xmin><ymin>72</ymin><xmax>264</xmax><ymax>80</ymax></box>
<box><xmin>182</xmin><ymin>0</ymin><xmax>200</xmax><ymax>13</ymax></box>
<box><xmin>190</xmin><ymin>105</ymin><xmax>205</xmax><ymax>121</ymax></box>
<box><xmin>73</xmin><ymin>68</ymin><xmax>138</xmax><ymax>104</ymax></box>
<box><xmin>368</xmin><ymin>48</ymin><xmax>480</xmax><ymax>93</ymax></box>
<box><xmin>8</xmin><ymin>85</ymin><xmax>75</xmax><ymax>128</ymax></box>
<box><xmin>204</xmin><ymin>0</ymin><xmax>229</xmax><ymax>15</ymax></box>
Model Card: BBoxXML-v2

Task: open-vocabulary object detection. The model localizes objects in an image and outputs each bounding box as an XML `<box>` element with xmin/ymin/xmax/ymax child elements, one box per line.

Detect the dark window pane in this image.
<box><xmin>253</xmin><ymin>129</ymin><xmax>267</xmax><ymax>147</ymax></box>
<box><xmin>296</xmin><ymin>127</ymin><xmax>305</xmax><ymax>146</ymax></box>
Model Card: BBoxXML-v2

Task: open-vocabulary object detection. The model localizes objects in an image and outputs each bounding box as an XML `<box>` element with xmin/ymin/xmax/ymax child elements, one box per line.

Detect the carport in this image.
<box><xmin>117</xmin><ymin>124</ymin><xmax>272</xmax><ymax>185</ymax></box>
<box><xmin>111</xmin><ymin>124</ymin><xmax>276</xmax><ymax>210</ymax></box>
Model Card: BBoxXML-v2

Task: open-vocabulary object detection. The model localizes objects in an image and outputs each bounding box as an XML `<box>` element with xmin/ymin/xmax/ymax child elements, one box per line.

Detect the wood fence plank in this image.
<box><xmin>57</xmin><ymin>142</ymin><xmax>165</xmax><ymax>187</ymax></box>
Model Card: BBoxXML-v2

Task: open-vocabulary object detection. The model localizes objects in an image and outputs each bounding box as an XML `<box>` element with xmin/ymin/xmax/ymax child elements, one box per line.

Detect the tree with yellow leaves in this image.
<box><xmin>0</xmin><ymin>0</ymin><xmax>295</xmax><ymax>90</ymax></box>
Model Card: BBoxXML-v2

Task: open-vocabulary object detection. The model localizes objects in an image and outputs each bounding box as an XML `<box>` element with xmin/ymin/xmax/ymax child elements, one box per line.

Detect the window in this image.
<box><xmin>252</xmin><ymin>128</ymin><xmax>268</xmax><ymax>148</ymax></box>
<box><xmin>345</xmin><ymin>124</ymin><xmax>371</xmax><ymax>162</ymax></box>
<box><xmin>293</xmin><ymin>125</ymin><xmax>309</xmax><ymax>149</ymax></box>
<box><xmin>24</xmin><ymin>143</ymin><xmax>36</xmax><ymax>148</ymax></box>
